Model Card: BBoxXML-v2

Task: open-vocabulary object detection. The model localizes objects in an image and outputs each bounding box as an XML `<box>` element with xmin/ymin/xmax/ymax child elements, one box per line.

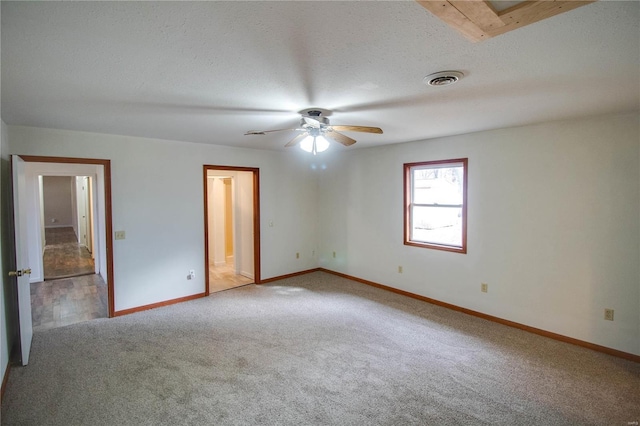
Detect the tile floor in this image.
<box><xmin>209</xmin><ymin>261</ymin><xmax>253</xmax><ymax>293</ymax></box>
<box><xmin>31</xmin><ymin>274</ymin><xmax>108</xmax><ymax>332</ymax></box>
<box><xmin>32</xmin><ymin>227</ymin><xmax>105</xmax><ymax>331</ymax></box>
<box><xmin>43</xmin><ymin>227</ymin><xmax>95</xmax><ymax>280</ymax></box>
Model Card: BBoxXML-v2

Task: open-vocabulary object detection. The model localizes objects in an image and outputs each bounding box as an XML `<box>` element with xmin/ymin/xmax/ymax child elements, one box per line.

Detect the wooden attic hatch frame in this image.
<box><xmin>417</xmin><ymin>0</ymin><xmax>596</xmax><ymax>42</ymax></box>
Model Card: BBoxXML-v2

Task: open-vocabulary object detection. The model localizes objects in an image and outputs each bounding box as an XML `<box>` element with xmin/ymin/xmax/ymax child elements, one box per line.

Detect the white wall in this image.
<box><xmin>75</xmin><ymin>176</ymin><xmax>89</xmax><ymax>248</ymax></box>
<box><xmin>38</xmin><ymin>177</ymin><xmax>45</xmax><ymax>249</ymax></box>
<box><xmin>42</xmin><ymin>176</ymin><xmax>74</xmax><ymax>227</ymax></box>
<box><xmin>5</xmin><ymin>112</ymin><xmax>637</xmax><ymax>358</ymax></box>
<box><xmin>206</xmin><ymin>178</ymin><xmax>216</xmax><ymax>267</ymax></box>
<box><xmin>8</xmin><ymin>125</ymin><xmax>319</xmax><ymax>311</ymax></box>
<box><xmin>319</xmin><ymin>112</ymin><xmax>640</xmax><ymax>356</ymax></box>
<box><xmin>70</xmin><ymin>177</ymin><xmax>78</xmax><ymax>237</ymax></box>
<box><xmin>211</xmin><ymin>177</ymin><xmax>226</xmax><ymax>266</ymax></box>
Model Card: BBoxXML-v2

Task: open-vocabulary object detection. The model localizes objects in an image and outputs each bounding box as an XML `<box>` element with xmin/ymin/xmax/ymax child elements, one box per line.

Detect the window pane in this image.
<box><xmin>413</xmin><ymin>165</ymin><xmax>464</xmax><ymax>205</ymax></box>
<box><xmin>412</xmin><ymin>206</ymin><xmax>462</xmax><ymax>247</ymax></box>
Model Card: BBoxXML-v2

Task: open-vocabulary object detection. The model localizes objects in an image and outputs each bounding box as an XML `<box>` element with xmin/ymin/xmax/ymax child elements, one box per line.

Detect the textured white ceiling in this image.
<box><xmin>2</xmin><ymin>1</ymin><xmax>639</xmax><ymax>151</ymax></box>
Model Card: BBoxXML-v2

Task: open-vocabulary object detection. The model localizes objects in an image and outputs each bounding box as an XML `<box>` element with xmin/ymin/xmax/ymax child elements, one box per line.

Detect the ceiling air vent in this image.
<box><xmin>424</xmin><ymin>71</ymin><xmax>464</xmax><ymax>87</ymax></box>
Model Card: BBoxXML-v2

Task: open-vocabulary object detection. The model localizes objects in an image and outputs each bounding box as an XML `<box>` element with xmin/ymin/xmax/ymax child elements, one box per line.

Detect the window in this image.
<box><xmin>404</xmin><ymin>158</ymin><xmax>467</xmax><ymax>253</ymax></box>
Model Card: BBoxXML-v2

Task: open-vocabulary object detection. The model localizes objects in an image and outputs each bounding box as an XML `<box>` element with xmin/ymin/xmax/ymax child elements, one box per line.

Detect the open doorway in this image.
<box><xmin>40</xmin><ymin>175</ymin><xmax>96</xmax><ymax>280</ymax></box>
<box><xmin>23</xmin><ymin>158</ymin><xmax>113</xmax><ymax>333</ymax></box>
<box><xmin>204</xmin><ymin>166</ymin><xmax>260</xmax><ymax>295</ymax></box>
<box><xmin>10</xmin><ymin>155</ymin><xmax>114</xmax><ymax>365</ymax></box>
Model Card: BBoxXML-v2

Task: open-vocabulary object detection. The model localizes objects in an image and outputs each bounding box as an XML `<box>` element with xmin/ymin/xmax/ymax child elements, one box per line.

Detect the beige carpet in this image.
<box><xmin>2</xmin><ymin>271</ymin><xmax>639</xmax><ymax>425</ymax></box>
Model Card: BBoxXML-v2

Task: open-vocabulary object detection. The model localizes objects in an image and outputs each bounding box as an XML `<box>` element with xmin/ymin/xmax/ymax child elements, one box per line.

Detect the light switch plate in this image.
<box><xmin>115</xmin><ymin>231</ymin><xmax>126</xmax><ymax>240</ymax></box>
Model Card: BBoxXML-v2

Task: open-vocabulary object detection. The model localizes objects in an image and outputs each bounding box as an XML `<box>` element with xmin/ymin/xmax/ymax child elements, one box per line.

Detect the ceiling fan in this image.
<box><xmin>245</xmin><ymin>109</ymin><xmax>383</xmax><ymax>155</ymax></box>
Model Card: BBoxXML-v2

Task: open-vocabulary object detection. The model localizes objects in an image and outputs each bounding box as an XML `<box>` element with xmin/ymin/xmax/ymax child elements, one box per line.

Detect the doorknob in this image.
<box><xmin>8</xmin><ymin>268</ymin><xmax>31</xmax><ymax>277</ymax></box>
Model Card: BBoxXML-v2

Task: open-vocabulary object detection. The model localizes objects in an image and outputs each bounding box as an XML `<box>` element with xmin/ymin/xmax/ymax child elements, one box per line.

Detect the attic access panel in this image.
<box><xmin>417</xmin><ymin>0</ymin><xmax>596</xmax><ymax>42</ymax></box>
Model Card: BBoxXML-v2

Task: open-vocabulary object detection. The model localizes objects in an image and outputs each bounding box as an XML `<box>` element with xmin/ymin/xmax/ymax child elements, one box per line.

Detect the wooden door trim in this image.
<box><xmin>19</xmin><ymin>155</ymin><xmax>115</xmax><ymax>317</ymax></box>
<box><xmin>203</xmin><ymin>165</ymin><xmax>261</xmax><ymax>296</ymax></box>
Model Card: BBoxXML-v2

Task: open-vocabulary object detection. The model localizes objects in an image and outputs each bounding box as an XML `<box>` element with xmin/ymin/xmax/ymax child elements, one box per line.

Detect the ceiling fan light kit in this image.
<box><xmin>300</xmin><ymin>136</ymin><xmax>330</xmax><ymax>155</ymax></box>
<box><xmin>245</xmin><ymin>109</ymin><xmax>383</xmax><ymax>155</ymax></box>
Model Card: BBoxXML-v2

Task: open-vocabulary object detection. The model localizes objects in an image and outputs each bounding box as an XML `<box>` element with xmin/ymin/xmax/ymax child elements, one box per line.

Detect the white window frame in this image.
<box><xmin>404</xmin><ymin>158</ymin><xmax>468</xmax><ymax>253</ymax></box>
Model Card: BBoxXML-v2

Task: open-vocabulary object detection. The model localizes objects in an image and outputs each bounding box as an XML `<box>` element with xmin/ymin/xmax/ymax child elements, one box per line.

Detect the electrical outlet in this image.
<box><xmin>481</xmin><ymin>283</ymin><xmax>488</xmax><ymax>293</ymax></box>
<box><xmin>398</xmin><ymin>266</ymin><xmax>403</xmax><ymax>273</ymax></box>
<box><xmin>332</xmin><ymin>251</ymin><xmax>336</xmax><ymax>258</ymax></box>
<box><xmin>604</xmin><ymin>308</ymin><xmax>614</xmax><ymax>321</ymax></box>
<box><xmin>114</xmin><ymin>231</ymin><xmax>126</xmax><ymax>240</ymax></box>
<box><xmin>296</xmin><ymin>252</ymin><xmax>300</xmax><ymax>259</ymax></box>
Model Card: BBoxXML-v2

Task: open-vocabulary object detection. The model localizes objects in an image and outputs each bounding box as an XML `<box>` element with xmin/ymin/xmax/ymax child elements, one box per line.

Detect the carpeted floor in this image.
<box><xmin>2</xmin><ymin>272</ymin><xmax>639</xmax><ymax>425</ymax></box>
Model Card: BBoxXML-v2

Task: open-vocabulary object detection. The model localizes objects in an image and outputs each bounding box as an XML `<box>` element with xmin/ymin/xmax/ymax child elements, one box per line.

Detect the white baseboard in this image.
<box><xmin>214</xmin><ymin>260</ymin><xmax>227</xmax><ymax>267</ymax></box>
<box><xmin>45</xmin><ymin>225</ymin><xmax>73</xmax><ymax>229</ymax></box>
<box><xmin>240</xmin><ymin>271</ymin><xmax>254</xmax><ymax>280</ymax></box>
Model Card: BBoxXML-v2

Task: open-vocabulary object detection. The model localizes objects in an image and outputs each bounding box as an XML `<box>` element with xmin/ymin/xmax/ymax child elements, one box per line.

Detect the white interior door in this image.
<box><xmin>11</xmin><ymin>155</ymin><xmax>33</xmax><ymax>365</ymax></box>
<box><xmin>237</xmin><ymin>172</ymin><xmax>254</xmax><ymax>279</ymax></box>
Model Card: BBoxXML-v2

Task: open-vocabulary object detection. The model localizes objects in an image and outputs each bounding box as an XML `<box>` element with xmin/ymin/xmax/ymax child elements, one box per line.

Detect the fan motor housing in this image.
<box><xmin>301</xmin><ymin>113</ymin><xmax>330</xmax><ymax>127</ymax></box>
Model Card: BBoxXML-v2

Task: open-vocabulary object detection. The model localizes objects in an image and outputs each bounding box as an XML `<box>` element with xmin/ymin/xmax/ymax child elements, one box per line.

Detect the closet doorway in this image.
<box><xmin>203</xmin><ymin>166</ymin><xmax>260</xmax><ymax>294</ymax></box>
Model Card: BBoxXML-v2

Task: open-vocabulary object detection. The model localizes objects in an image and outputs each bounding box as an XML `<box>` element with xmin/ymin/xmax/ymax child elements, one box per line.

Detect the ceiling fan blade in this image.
<box><xmin>330</xmin><ymin>125</ymin><xmax>383</xmax><ymax>134</ymax></box>
<box><xmin>284</xmin><ymin>133</ymin><xmax>308</xmax><ymax>148</ymax></box>
<box><xmin>245</xmin><ymin>128</ymin><xmax>299</xmax><ymax>135</ymax></box>
<box><xmin>303</xmin><ymin>117</ymin><xmax>321</xmax><ymax>128</ymax></box>
<box><xmin>326</xmin><ymin>130</ymin><xmax>356</xmax><ymax>147</ymax></box>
